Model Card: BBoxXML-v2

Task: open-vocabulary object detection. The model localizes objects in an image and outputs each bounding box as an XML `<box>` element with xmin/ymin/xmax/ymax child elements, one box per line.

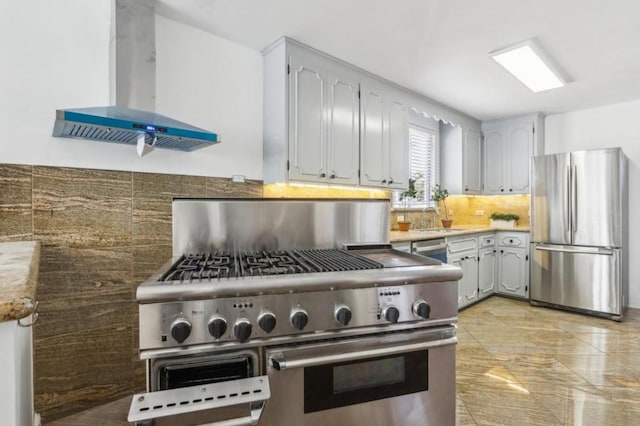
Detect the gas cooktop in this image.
<box><xmin>161</xmin><ymin>249</ymin><xmax>384</xmax><ymax>282</ymax></box>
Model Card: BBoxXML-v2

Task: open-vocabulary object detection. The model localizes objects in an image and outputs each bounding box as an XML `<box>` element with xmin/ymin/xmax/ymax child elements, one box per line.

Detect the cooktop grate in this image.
<box><xmin>161</xmin><ymin>249</ymin><xmax>383</xmax><ymax>282</ymax></box>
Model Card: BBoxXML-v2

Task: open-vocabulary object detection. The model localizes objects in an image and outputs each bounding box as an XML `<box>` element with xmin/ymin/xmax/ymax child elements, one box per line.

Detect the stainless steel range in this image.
<box><xmin>129</xmin><ymin>199</ymin><xmax>461</xmax><ymax>426</ymax></box>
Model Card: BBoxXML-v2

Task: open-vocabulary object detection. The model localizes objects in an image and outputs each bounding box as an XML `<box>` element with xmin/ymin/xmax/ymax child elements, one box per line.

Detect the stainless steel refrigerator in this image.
<box><xmin>530</xmin><ymin>148</ymin><xmax>628</xmax><ymax>320</ymax></box>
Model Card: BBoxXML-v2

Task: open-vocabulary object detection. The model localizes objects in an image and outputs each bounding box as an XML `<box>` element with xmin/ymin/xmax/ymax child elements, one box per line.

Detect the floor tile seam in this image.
<box><xmin>553</xmin><ymin>359</ymin><xmax>615</xmax><ymax>390</ymax></box>
<box><xmin>455</xmin><ymin>396</ymin><xmax>479</xmax><ymax>426</ymax></box>
<box><xmin>461</xmin><ymin>398</ymin><xmax>560</xmax><ymax>424</ymax></box>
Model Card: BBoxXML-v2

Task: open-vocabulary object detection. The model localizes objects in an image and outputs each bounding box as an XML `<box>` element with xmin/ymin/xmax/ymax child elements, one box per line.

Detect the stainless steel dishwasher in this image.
<box><xmin>411</xmin><ymin>239</ymin><xmax>447</xmax><ymax>263</ymax></box>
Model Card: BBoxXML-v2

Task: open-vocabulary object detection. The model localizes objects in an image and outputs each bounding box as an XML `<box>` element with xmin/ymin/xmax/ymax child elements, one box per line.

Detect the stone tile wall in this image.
<box><xmin>0</xmin><ymin>164</ymin><xmax>262</xmax><ymax>422</ymax></box>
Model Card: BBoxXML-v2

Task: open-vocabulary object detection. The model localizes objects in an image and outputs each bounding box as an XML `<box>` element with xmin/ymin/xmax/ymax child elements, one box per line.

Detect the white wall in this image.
<box><xmin>545</xmin><ymin>99</ymin><xmax>640</xmax><ymax>308</ymax></box>
<box><xmin>0</xmin><ymin>1</ymin><xmax>263</xmax><ymax>180</ymax></box>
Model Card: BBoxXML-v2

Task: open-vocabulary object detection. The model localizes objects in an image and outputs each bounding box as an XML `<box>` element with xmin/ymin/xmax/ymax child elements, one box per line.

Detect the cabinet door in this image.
<box><xmin>498</xmin><ymin>247</ymin><xmax>527</xmax><ymax>298</ymax></box>
<box><xmin>506</xmin><ymin>124</ymin><xmax>533</xmax><ymax>193</ymax></box>
<box><xmin>463</xmin><ymin>255</ymin><xmax>479</xmax><ymax>304</ymax></box>
<box><xmin>449</xmin><ymin>255</ymin><xmax>466</xmax><ymax>308</ymax></box>
<box><xmin>482</xmin><ymin>128</ymin><xmax>505</xmax><ymax>194</ymax></box>
<box><xmin>386</xmin><ymin>97</ymin><xmax>409</xmax><ymax>190</ymax></box>
<box><xmin>327</xmin><ymin>71</ymin><xmax>360</xmax><ymax>185</ymax></box>
<box><xmin>463</xmin><ymin>127</ymin><xmax>482</xmax><ymax>194</ymax></box>
<box><xmin>360</xmin><ymin>83</ymin><xmax>386</xmax><ymax>186</ymax></box>
<box><xmin>288</xmin><ymin>54</ymin><xmax>327</xmax><ymax>182</ymax></box>
<box><xmin>478</xmin><ymin>248</ymin><xmax>497</xmax><ymax>298</ymax></box>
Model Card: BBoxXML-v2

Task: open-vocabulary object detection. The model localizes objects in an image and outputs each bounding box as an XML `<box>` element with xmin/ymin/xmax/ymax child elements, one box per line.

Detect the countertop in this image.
<box><xmin>0</xmin><ymin>241</ymin><xmax>40</xmax><ymax>322</ymax></box>
<box><xmin>390</xmin><ymin>225</ymin><xmax>530</xmax><ymax>243</ymax></box>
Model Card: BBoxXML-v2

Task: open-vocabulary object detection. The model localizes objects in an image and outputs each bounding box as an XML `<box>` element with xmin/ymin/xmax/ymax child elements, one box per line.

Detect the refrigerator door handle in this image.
<box><xmin>572</xmin><ymin>164</ymin><xmax>577</xmax><ymax>235</ymax></box>
<box><xmin>566</xmin><ymin>165</ymin><xmax>571</xmax><ymax>232</ymax></box>
<box><xmin>534</xmin><ymin>244</ymin><xmax>613</xmax><ymax>256</ymax></box>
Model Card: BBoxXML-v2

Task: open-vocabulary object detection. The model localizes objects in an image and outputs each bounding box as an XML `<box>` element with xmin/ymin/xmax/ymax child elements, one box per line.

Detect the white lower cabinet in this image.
<box><xmin>0</xmin><ymin>319</ymin><xmax>34</xmax><ymax>426</ymax></box>
<box><xmin>496</xmin><ymin>232</ymin><xmax>530</xmax><ymax>299</ymax></box>
<box><xmin>449</xmin><ymin>252</ymin><xmax>479</xmax><ymax>309</ymax></box>
<box><xmin>447</xmin><ymin>235</ymin><xmax>479</xmax><ymax>308</ymax></box>
<box><xmin>444</xmin><ymin>231</ymin><xmax>530</xmax><ymax>309</ymax></box>
<box><xmin>477</xmin><ymin>233</ymin><xmax>496</xmax><ymax>300</ymax></box>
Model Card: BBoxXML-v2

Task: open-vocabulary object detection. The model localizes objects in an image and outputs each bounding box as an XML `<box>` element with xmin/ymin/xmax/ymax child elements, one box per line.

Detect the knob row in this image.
<box><xmin>170</xmin><ymin>300</ymin><xmax>430</xmax><ymax>344</ymax></box>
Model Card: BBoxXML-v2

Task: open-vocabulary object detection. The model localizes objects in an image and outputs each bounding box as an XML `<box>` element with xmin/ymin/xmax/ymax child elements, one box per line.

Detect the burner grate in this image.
<box><xmin>161</xmin><ymin>249</ymin><xmax>383</xmax><ymax>283</ymax></box>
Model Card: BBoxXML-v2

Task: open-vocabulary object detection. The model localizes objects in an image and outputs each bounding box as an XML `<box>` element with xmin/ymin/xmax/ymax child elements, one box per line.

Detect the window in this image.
<box><xmin>394</xmin><ymin>118</ymin><xmax>438</xmax><ymax>209</ymax></box>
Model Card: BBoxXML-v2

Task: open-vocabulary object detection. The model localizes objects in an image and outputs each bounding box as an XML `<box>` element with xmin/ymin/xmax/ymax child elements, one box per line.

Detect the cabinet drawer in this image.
<box><xmin>447</xmin><ymin>236</ymin><xmax>478</xmax><ymax>254</ymax></box>
<box><xmin>478</xmin><ymin>234</ymin><xmax>496</xmax><ymax>248</ymax></box>
<box><xmin>497</xmin><ymin>233</ymin><xmax>529</xmax><ymax>248</ymax></box>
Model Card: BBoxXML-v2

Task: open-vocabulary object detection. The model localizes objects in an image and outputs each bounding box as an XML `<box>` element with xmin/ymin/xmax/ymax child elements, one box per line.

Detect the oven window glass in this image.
<box><xmin>159</xmin><ymin>356</ymin><xmax>253</xmax><ymax>390</ymax></box>
<box><xmin>304</xmin><ymin>350</ymin><xmax>427</xmax><ymax>413</ymax></box>
<box><xmin>333</xmin><ymin>356</ymin><xmax>405</xmax><ymax>394</ymax></box>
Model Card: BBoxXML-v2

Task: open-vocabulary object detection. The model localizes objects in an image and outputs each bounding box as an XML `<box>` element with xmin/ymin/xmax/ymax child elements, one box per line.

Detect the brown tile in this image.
<box><xmin>0</xmin><ymin>164</ymin><xmax>33</xmax><ymax>241</ymax></box>
<box><xmin>132</xmin><ymin>243</ymin><xmax>172</xmax><ymax>281</ymax></box>
<box><xmin>35</xmin><ymin>323</ymin><xmax>133</xmax><ymax>422</ymax></box>
<box><xmin>132</xmin><ymin>173</ymin><xmax>206</xmax><ymax>272</ymax></box>
<box><xmin>31</xmin><ymin>166</ymin><xmax>135</xmax><ymax>420</ymax></box>
<box><xmin>205</xmin><ymin>177</ymin><xmax>263</xmax><ymax>198</ymax></box>
<box><xmin>33</xmin><ymin>166</ymin><xmax>132</xmax><ymax>245</ymax></box>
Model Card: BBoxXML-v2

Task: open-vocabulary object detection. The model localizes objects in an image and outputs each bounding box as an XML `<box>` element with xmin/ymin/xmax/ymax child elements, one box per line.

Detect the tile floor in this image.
<box><xmin>49</xmin><ymin>296</ymin><xmax>640</xmax><ymax>425</ymax></box>
<box><xmin>456</xmin><ymin>297</ymin><xmax>640</xmax><ymax>426</ymax></box>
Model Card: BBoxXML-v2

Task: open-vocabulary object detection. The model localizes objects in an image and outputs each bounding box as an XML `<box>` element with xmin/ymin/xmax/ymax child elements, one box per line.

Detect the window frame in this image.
<box><xmin>393</xmin><ymin>111</ymin><xmax>440</xmax><ymax>209</ymax></box>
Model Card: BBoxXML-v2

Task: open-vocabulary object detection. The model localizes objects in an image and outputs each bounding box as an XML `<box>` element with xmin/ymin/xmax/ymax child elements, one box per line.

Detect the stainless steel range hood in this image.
<box><xmin>52</xmin><ymin>0</ymin><xmax>219</xmax><ymax>155</ymax></box>
<box><xmin>53</xmin><ymin>106</ymin><xmax>218</xmax><ymax>153</ymax></box>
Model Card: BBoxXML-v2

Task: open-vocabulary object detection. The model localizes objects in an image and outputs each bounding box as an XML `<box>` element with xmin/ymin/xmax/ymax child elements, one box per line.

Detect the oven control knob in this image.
<box><xmin>290</xmin><ymin>309</ymin><xmax>309</xmax><ymax>331</ymax></box>
<box><xmin>233</xmin><ymin>319</ymin><xmax>253</xmax><ymax>343</ymax></box>
<box><xmin>170</xmin><ymin>318</ymin><xmax>192</xmax><ymax>344</ymax></box>
<box><xmin>413</xmin><ymin>300</ymin><xmax>431</xmax><ymax>319</ymax></box>
<box><xmin>207</xmin><ymin>316</ymin><xmax>228</xmax><ymax>339</ymax></box>
<box><xmin>258</xmin><ymin>311</ymin><xmax>277</xmax><ymax>334</ymax></box>
<box><xmin>334</xmin><ymin>305</ymin><xmax>352</xmax><ymax>326</ymax></box>
<box><xmin>381</xmin><ymin>305</ymin><xmax>400</xmax><ymax>323</ymax></box>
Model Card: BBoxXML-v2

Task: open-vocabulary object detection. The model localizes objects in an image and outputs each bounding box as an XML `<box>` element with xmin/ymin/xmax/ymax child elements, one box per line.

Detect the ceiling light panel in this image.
<box><xmin>491</xmin><ymin>41</ymin><xmax>565</xmax><ymax>93</ymax></box>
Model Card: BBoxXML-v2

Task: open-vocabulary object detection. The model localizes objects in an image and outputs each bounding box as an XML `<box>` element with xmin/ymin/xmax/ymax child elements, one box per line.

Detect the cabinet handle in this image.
<box><xmin>329</xmin><ymin>174</ymin><xmax>336</xmax><ymax>179</ymax></box>
<box><xmin>493</xmin><ymin>249</ymin><xmax>496</xmax><ymax>253</ymax></box>
<box><xmin>388</xmin><ymin>178</ymin><xmax>394</xmax><ymax>184</ymax></box>
<box><xmin>319</xmin><ymin>173</ymin><xmax>326</xmax><ymax>178</ymax></box>
<box><xmin>382</xmin><ymin>179</ymin><xmax>387</xmax><ymax>184</ymax></box>
<box><xmin>509</xmin><ymin>188</ymin><xmax>513</xmax><ymax>192</ymax></box>
<box><xmin>509</xmin><ymin>239</ymin><xmax>513</xmax><ymax>243</ymax></box>
<box><xmin>500</xmin><ymin>250</ymin><xmax>504</xmax><ymax>253</ymax></box>
<box><xmin>500</xmin><ymin>188</ymin><xmax>504</xmax><ymax>192</ymax></box>
<box><xmin>465</xmin><ymin>188</ymin><xmax>468</xmax><ymax>192</ymax></box>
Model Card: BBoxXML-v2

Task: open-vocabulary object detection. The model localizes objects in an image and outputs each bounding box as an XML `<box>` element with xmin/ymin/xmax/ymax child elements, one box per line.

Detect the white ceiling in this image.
<box><xmin>157</xmin><ymin>0</ymin><xmax>640</xmax><ymax>121</ymax></box>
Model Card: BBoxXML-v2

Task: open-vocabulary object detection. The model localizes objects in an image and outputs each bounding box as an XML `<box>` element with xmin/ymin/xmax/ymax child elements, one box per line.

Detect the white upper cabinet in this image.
<box><xmin>482</xmin><ymin>128</ymin><xmax>505</xmax><ymax>193</ymax></box>
<box><xmin>463</xmin><ymin>127</ymin><xmax>482</xmax><ymax>193</ymax></box>
<box><xmin>481</xmin><ymin>113</ymin><xmax>544</xmax><ymax>194</ymax></box>
<box><xmin>327</xmin><ymin>71</ymin><xmax>360</xmax><ymax>184</ymax></box>
<box><xmin>287</xmin><ymin>48</ymin><xmax>360</xmax><ymax>185</ymax></box>
<box><xmin>263</xmin><ymin>37</ymin><xmax>478</xmax><ymax>190</ymax></box>
<box><xmin>360</xmin><ymin>80</ymin><xmax>408</xmax><ymax>190</ymax></box>
<box><xmin>440</xmin><ymin>122</ymin><xmax>483</xmax><ymax>195</ymax></box>
<box><xmin>288</xmin><ymin>53</ymin><xmax>327</xmax><ymax>182</ymax></box>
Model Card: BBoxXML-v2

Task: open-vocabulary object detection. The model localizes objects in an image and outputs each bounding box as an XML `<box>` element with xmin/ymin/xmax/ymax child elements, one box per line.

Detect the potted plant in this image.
<box><xmin>431</xmin><ymin>184</ymin><xmax>452</xmax><ymax>228</ymax></box>
<box><xmin>397</xmin><ymin>178</ymin><xmax>418</xmax><ymax>231</ymax></box>
<box><xmin>489</xmin><ymin>212</ymin><xmax>520</xmax><ymax>228</ymax></box>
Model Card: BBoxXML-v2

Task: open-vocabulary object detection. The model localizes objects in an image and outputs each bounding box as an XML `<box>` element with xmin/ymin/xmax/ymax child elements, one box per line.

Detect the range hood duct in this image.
<box><xmin>52</xmin><ymin>0</ymin><xmax>219</xmax><ymax>155</ymax></box>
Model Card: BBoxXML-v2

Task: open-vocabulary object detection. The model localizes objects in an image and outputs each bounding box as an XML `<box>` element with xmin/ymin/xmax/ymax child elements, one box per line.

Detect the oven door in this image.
<box><xmin>262</xmin><ymin>326</ymin><xmax>456</xmax><ymax>426</ymax></box>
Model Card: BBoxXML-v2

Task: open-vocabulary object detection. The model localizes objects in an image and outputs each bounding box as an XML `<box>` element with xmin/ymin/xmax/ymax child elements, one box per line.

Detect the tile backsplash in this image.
<box><xmin>391</xmin><ymin>195</ymin><xmax>530</xmax><ymax>230</ymax></box>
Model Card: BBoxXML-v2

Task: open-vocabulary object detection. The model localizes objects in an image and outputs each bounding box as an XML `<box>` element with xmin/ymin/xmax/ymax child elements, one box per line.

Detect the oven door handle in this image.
<box><xmin>128</xmin><ymin>376</ymin><xmax>270</xmax><ymax>426</ymax></box>
<box><xmin>269</xmin><ymin>335</ymin><xmax>457</xmax><ymax>371</ymax></box>
<box><xmin>198</xmin><ymin>401</ymin><xmax>264</xmax><ymax>426</ymax></box>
